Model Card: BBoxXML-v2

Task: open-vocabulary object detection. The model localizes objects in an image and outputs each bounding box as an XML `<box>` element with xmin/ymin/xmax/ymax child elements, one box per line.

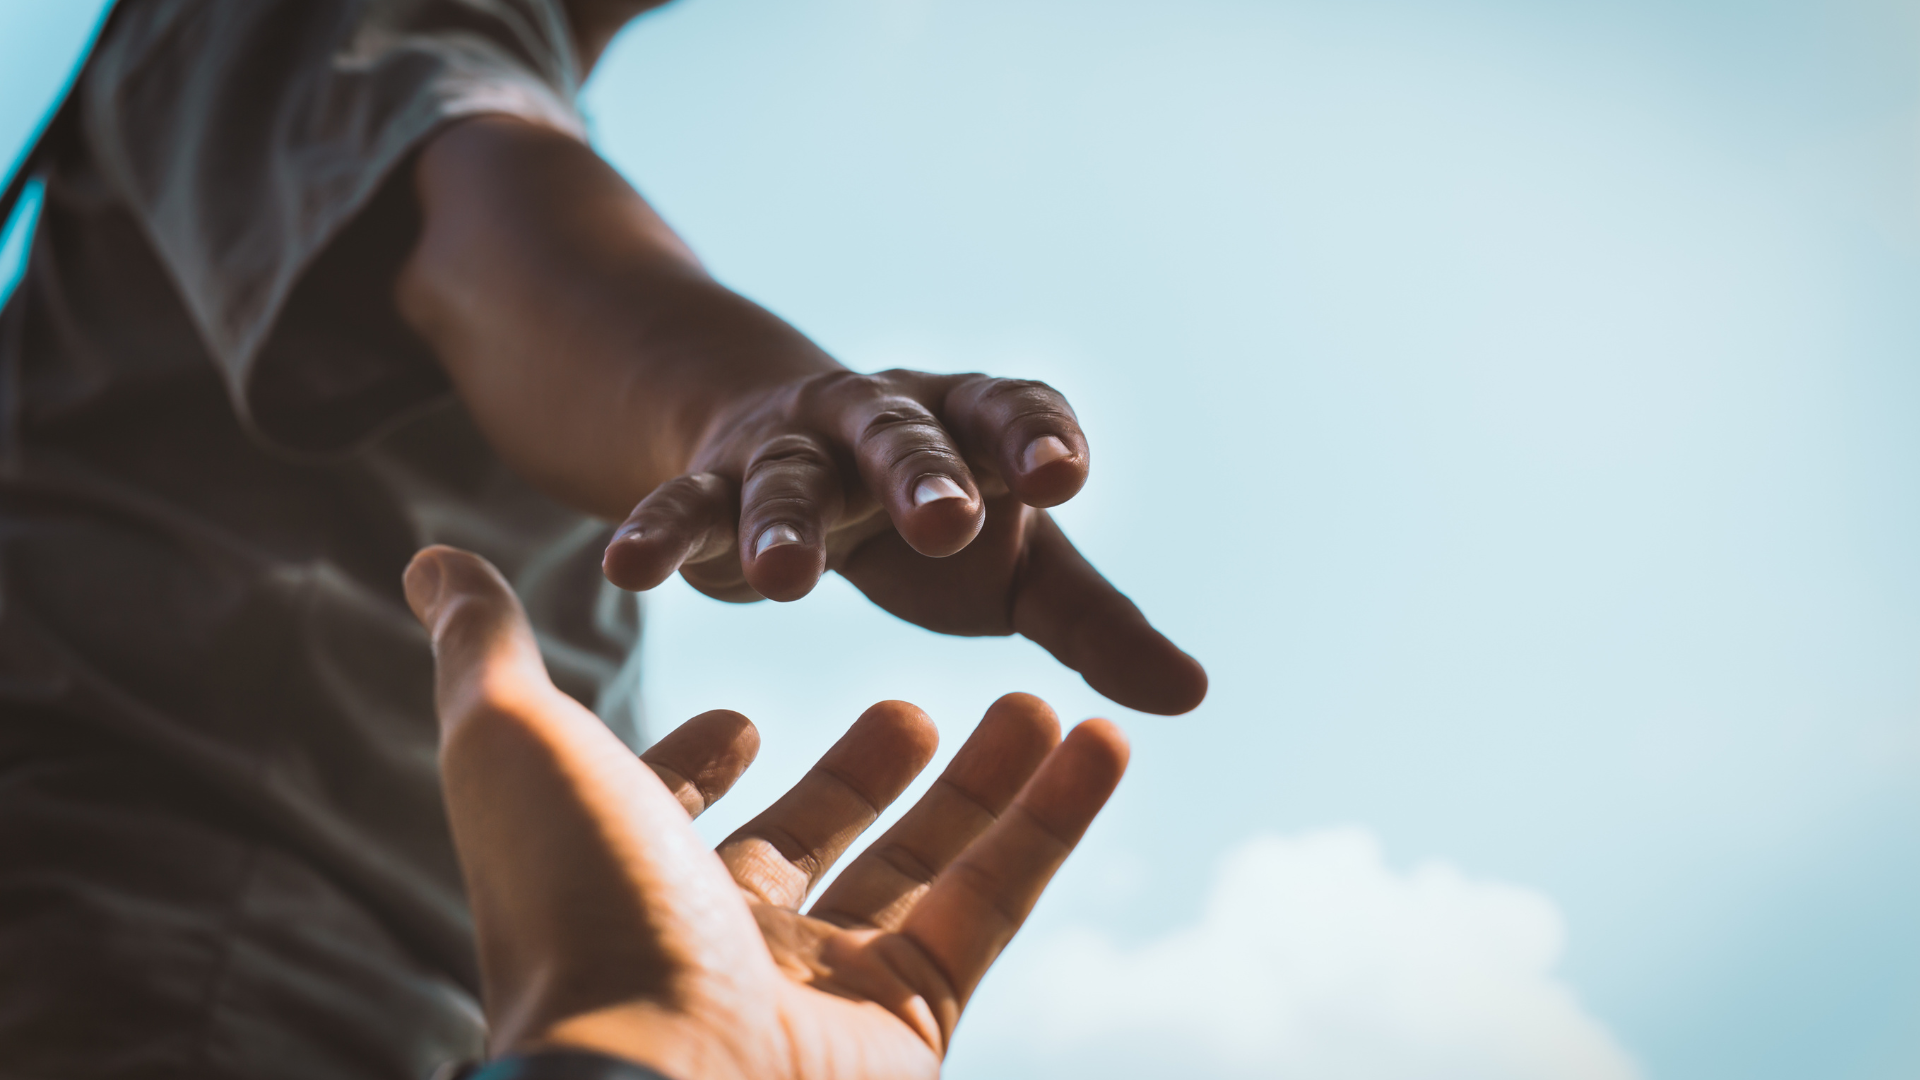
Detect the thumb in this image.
<box><xmin>1011</xmin><ymin>516</ymin><xmax>1209</xmax><ymax>716</ymax></box>
<box><xmin>405</xmin><ymin>545</ymin><xmax>554</xmax><ymax>738</ymax></box>
<box><xmin>402</xmin><ymin>547</ymin><xmax>763</xmax><ymax>1053</ymax></box>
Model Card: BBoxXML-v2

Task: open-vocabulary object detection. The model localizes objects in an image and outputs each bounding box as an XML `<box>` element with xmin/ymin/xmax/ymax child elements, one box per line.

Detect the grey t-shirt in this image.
<box><xmin>0</xmin><ymin>0</ymin><xmax>642</xmax><ymax>988</ymax></box>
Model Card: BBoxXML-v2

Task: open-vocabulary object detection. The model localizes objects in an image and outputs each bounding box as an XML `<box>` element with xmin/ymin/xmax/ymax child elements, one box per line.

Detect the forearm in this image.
<box><xmin>392</xmin><ymin>117</ymin><xmax>1201</xmax><ymax>715</ymax></box>
<box><xmin>396</xmin><ymin>115</ymin><xmax>842</xmax><ymax>520</ymax></box>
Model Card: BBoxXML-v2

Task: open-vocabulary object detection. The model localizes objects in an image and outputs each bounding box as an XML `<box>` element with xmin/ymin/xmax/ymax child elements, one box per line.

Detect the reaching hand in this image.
<box><xmin>598</xmin><ymin>369</ymin><xmax>1207</xmax><ymax>715</ymax></box>
<box><xmin>407</xmin><ymin>545</ymin><xmax>1131</xmax><ymax>1080</ymax></box>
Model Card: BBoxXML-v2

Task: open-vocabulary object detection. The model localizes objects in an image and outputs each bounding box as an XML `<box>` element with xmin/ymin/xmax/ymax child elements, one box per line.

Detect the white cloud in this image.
<box><xmin>954</xmin><ymin>829</ymin><xmax>1640</xmax><ymax>1080</ymax></box>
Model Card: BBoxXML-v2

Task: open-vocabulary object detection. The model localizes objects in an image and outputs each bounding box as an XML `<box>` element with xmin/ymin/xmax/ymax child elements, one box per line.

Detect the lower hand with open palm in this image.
<box><xmin>405</xmin><ymin>545</ymin><xmax>1129</xmax><ymax>1080</ymax></box>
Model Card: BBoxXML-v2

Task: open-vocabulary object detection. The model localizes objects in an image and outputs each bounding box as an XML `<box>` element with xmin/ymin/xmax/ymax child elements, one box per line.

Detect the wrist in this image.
<box><xmin>655</xmin><ymin>281</ymin><xmax>845</xmax><ymax>473</ymax></box>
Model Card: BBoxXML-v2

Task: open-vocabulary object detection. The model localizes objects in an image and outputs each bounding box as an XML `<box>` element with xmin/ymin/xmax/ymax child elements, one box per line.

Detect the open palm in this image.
<box><xmin>405</xmin><ymin>545</ymin><xmax>1129</xmax><ymax>1080</ymax></box>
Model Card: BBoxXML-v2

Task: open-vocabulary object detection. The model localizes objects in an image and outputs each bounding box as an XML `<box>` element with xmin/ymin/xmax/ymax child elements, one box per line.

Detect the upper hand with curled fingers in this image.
<box><xmin>407</xmin><ymin>545</ymin><xmax>1129</xmax><ymax>1080</ymax></box>
<box><xmin>600</xmin><ymin>369</ymin><xmax>1207</xmax><ymax>715</ymax></box>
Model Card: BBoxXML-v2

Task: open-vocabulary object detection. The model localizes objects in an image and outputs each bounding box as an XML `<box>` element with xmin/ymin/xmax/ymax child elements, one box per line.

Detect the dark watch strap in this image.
<box><xmin>436</xmin><ymin>1049</ymin><xmax>678</xmax><ymax>1080</ymax></box>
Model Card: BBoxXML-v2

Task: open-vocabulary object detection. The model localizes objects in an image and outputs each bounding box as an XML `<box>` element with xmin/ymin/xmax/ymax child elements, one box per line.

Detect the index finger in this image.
<box><xmin>639</xmin><ymin>709</ymin><xmax>761</xmax><ymax>819</ymax></box>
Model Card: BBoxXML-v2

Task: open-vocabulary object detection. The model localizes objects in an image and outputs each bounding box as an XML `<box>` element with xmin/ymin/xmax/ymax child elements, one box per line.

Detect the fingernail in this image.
<box><xmin>913</xmin><ymin>475</ymin><xmax>967</xmax><ymax>507</ymax></box>
<box><xmin>753</xmin><ymin>523</ymin><xmax>802</xmax><ymax>558</ymax></box>
<box><xmin>610</xmin><ymin>523</ymin><xmax>643</xmax><ymax>545</ymax></box>
<box><xmin>1023</xmin><ymin>435</ymin><xmax>1073</xmax><ymax>472</ymax></box>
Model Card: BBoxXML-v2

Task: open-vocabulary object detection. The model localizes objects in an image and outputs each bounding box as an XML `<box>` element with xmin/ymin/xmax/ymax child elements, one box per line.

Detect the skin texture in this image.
<box><xmin>406</xmin><ymin>546</ymin><xmax>1130</xmax><ymax>1079</ymax></box>
<box><xmin>395</xmin><ymin>109</ymin><xmax>1207</xmax><ymax>714</ymax></box>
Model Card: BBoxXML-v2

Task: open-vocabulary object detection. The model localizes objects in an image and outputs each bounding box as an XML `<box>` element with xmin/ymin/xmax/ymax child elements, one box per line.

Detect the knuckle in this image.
<box><xmin>953</xmin><ymin>374</ymin><xmax>1054</xmax><ymax>409</ymax></box>
<box><xmin>872</xmin><ymin>367</ymin><xmax>947</xmax><ymax>387</ymax></box>
<box><xmin>870</xmin><ymin>424</ymin><xmax>965</xmax><ymax>478</ymax></box>
<box><xmin>740</xmin><ymin>492</ymin><xmax>822</xmax><ymax>526</ymax></box>
<box><xmin>986</xmin><ymin>380</ymin><xmax>1076</xmax><ymax>423</ymax></box>
<box><xmin>746</xmin><ymin>433</ymin><xmax>834</xmax><ymax>472</ymax></box>
<box><xmin>1009</xmin><ymin>407</ymin><xmax>1080</xmax><ymax>439</ymax></box>
<box><xmin>981</xmin><ymin>376</ymin><xmax>1059</xmax><ymax>401</ymax></box>
<box><xmin>794</xmin><ymin>370</ymin><xmax>889</xmax><ymax>418</ymax></box>
<box><xmin>860</xmin><ymin>404</ymin><xmax>941</xmax><ymax>444</ymax></box>
<box><xmin>870</xmin><ymin>840</ymin><xmax>940</xmax><ymax>887</ymax></box>
<box><xmin>941</xmin><ymin>857</ymin><xmax>1025</xmax><ymax>929</ymax></box>
<box><xmin>887</xmin><ymin>445</ymin><xmax>964</xmax><ymax>479</ymax></box>
<box><xmin>741</xmin><ymin>436</ymin><xmax>842</xmax><ymax>517</ymax></box>
<box><xmin>948</xmin><ymin>376</ymin><xmax>1080</xmax><ymax>440</ymax></box>
<box><xmin>648</xmin><ymin>471</ymin><xmax>730</xmax><ymax>513</ymax></box>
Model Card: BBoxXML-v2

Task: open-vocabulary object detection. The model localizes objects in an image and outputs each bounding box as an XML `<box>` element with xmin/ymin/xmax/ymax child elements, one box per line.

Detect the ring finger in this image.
<box><xmin>808</xmin><ymin>693</ymin><xmax>1060</xmax><ymax>930</ymax></box>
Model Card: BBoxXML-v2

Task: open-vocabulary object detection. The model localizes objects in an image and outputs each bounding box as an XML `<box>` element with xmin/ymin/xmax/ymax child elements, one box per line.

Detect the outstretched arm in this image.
<box><xmin>396</xmin><ymin>115</ymin><xmax>1205</xmax><ymax>714</ymax></box>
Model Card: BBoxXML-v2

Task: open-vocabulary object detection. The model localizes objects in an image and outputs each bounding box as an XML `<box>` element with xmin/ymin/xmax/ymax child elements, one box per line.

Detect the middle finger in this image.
<box><xmin>806</xmin><ymin>372</ymin><xmax>984</xmax><ymax>559</ymax></box>
<box><xmin>717</xmin><ymin>700</ymin><xmax>939</xmax><ymax>909</ymax></box>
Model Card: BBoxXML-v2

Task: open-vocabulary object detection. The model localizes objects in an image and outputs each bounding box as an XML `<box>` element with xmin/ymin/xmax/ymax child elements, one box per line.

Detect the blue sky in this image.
<box><xmin>5</xmin><ymin>1</ymin><xmax>1919</xmax><ymax>1076</ymax></box>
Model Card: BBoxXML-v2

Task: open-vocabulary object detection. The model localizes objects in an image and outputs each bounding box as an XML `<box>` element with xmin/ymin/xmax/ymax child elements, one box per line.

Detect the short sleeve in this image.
<box><xmin>78</xmin><ymin>0</ymin><xmax>587</xmax><ymax>453</ymax></box>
